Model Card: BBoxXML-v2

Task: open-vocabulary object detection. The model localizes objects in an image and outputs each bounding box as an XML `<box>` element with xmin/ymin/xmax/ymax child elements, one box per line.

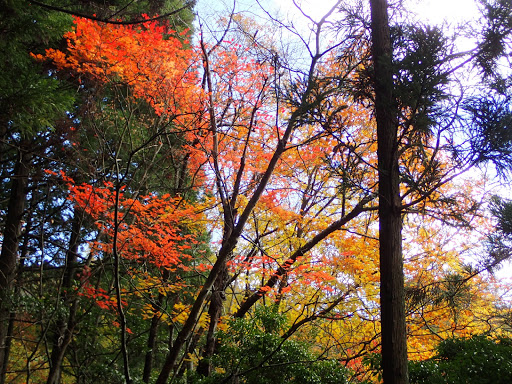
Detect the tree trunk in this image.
<box><xmin>46</xmin><ymin>210</ymin><xmax>82</xmax><ymax>384</ymax></box>
<box><xmin>369</xmin><ymin>1</ymin><xmax>409</xmax><ymax>383</ymax></box>
<box><xmin>46</xmin><ymin>301</ymin><xmax>78</xmax><ymax>384</ymax></box>
<box><xmin>0</xmin><ymin>147</ymin><xmax>29</xmax><ymax>379</ymax></box>
<box><xmin>142</xmin><ymin>269</ymin><xmax>170</xmax><ymax>383</ymax></box>
<box><xmin>143</xmin><ymin>306</ymin><xmax>161</xmax><ymax>383</ymax></box>
<box><xmin>1</xmin><ymin>194</ymin><xmax>36</xmax><ymax>384</ymax></box>
<box><xmin>196</xmin><ymin>264</ymin><xmax>228</xmax><ymax>376</ymax></box>
<box><xmin>0</xmin><ymin>312</ymin><xmax>15</xmax><ymax>384</ymax></box>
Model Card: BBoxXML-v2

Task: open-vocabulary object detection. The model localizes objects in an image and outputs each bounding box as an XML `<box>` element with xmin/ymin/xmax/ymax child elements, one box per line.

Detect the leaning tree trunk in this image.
<box><xmin>369</xmin><ymin>1</ymin><xmax>409</xmax><ymax>383</ymax></box>
<box><xmin>196</xmin><ymin>264</ymin><xmax>228</xmax><ymax>377</ymax></box>
<box><xmin>46</xmin><ymin>210</ymin><xmax>83</xmax><ymax>384</ymax></box>
<box><xmin>0</xmin><ymin>146</ymin><xmax>29</xmax><ymax>382</ymax></box>
<box><xmin>142</xmin><ymin>269</ymin><xmax>171</xmax><ymax>383</ymax></box>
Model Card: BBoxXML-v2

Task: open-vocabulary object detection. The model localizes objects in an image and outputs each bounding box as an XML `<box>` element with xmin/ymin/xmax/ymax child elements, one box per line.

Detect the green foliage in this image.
<box><xmin>189</xmin><ymin>306</ymin><xmax>350</xmax><ymax>384</ymax></box>
<box><xmin>0</xmin><ymin>0</ymin><xmax>75</xmax><ymax>135</ymax></box>
<box><xmin>409</xmin><ymin>335</ymin><xmax>512</xmax><ymax>384</ymax></box>
<box><xmin>490</xmin><ymin>195</ymin><xmax>512</xmax><ymax>235</ymax></box>
<box><xmin>476</xmin><ymin>0</ymin><xmax>512</xmax><ymax>83</ymax></box>
<box><xmin>464</xmin><ymin>95</ymin><xmax>512</xmax><ymax>177</ymax></box>
<box><xmin>483</xmin><ymin>195</ymin><xmax>512</xmax><ymax>270</ymax></box>
<box><xmin>391</xmin><ymin>24</ymin><xmax>450</xmax><ymax>133</ymax></box>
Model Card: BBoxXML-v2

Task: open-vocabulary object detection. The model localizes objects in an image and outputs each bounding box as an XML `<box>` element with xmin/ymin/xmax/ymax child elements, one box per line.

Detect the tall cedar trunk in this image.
<box><xmin>0</xmin><ymin>195</ymin><xmax>40</xmax><ymax>384</ymax></box>
<box><xmin>369</xmin><ymin>0</ymin><xmax>409</xmax><ymax>383</ymax></box>
<box><xmin>46</xmin><ymin>211</ymin><xmax>82</xmax><ymax>384</ymax></box>
<box><xmin>0</xmin><ymin>147</ymin><xmax>29</xmax><ymax>379</ymax></box>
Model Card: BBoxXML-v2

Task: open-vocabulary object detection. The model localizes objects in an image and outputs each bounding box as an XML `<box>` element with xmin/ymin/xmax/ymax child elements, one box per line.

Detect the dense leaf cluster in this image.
<box><xmin>409</xmin><ymin>336</ymin><xmax>512</xmax><ymax>384</ymax></box>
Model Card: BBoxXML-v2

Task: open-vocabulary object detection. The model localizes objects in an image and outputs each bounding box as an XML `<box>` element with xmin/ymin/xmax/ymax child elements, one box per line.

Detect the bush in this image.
<box><xmin>409</xmin><ymin>335</ymin><xmax>512</xmax><ymax>384</ymax></box>
<box><xmin>189</xmin><ymin>306</ymin><xmax>350</xmax><ymax>384</ymax></box>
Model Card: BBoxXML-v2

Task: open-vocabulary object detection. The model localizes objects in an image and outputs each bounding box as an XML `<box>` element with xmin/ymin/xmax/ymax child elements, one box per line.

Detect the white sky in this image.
<box><xmin>409</xmin><ymin>0</ymin><xmax>480</xmax><ymax>24</ymax></box>
<box><xmin>195</xmin><ymin>0</ymin><xmax>483</xmax><ymax>52</ymax></box>
<box><xmin>263</xmin><ymin>0</ymin><xmax>480</xmax><ymax>24</ymax></box>
<box><xmin>196</xmin><ymin>0</ymin><xmax>480</xmax><ymax>21</ymax></box>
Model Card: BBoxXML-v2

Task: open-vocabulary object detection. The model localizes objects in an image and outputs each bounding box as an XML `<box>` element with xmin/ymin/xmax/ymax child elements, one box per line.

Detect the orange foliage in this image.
<box><xmin>35</xmin><ymin>17</ymin><xmax>208</xmax><ymax>184</ymax></box>
<box><xmin>68</xmin><ymin>182</ymin><xmax>202</xmax><ymax>270</ymax></box>
<box><xmin>34</xmin><ymin>16</ymin><xmax>202</xmax><ymax>119</ymax></box>
<box><xmin>37</xmin><ymin>16</ymin><xmax>512</xmax><ymax>380</ymax></box>
<box><xmin>48</xmin><ymin>171</ymin><xmax>207</xmax><ymax>312</ymax></box>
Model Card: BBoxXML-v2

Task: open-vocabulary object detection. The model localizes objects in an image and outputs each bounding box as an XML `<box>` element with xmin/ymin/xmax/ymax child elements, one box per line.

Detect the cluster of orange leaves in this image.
<box><xmin>78</xmin><ymin>265</ymin><xmax>127</xmax><ymax>311</ymax></box>
<box><xmin>69</xmin><ymin>185</ymin><xmax>202</xmax><ymax>269</ymax></box>
<box><xmin>33</xmin><ymin>16</ymin><xmax>211</xmax><ymax>188</ymax></box>
<box><xmin>45</xmin><ymin>170</ymin><xmax>205</xmax><ymax>312</ymax></box>
<box><xmin>33</xmin><ymin>16</ymin><xmax>202</xmax><ymax>118</ymax></box>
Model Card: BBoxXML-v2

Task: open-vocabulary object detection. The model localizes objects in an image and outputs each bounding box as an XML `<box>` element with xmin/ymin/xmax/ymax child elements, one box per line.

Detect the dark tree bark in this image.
<box><xmin>142</xmin><ymin>269</ymin><xmax>171</xmax><ymax>383</ymax></box>
<box><xmin>196</xmin><ymin>264</ymin><xmax>228</xmax><ymax>376</ymax></box>
<box><xmin>0</xmin><ymin>312</ymin><xmax>14</xmax><ymax>384</ymax></box>
<box><xmin>0</xmin><ymin>187</ymin><xmax>35</xmax><ymax>384</ymax></box>
<box><xmin>46</xmin><ymin>210</ymin><xmax>83</xmax><ymax>384</ymax></box>
<box><xmin>142</xmin><ymin>306</ymin><xmax>161</xmax><ymax>383</ymax></box>
<box><xmin>0</xmin><ymin>146</ymin><xmax>29</xmax><ymax>379</ymax></box>
<box><xmin>369</xmin><ymin>0</ymin><xmax>409</xmax><ymax>383</ymax></box>
<box><xmin>46</xmin><ymin>301</ymin><xmax>78</xmax><ymax>384</ymax></box>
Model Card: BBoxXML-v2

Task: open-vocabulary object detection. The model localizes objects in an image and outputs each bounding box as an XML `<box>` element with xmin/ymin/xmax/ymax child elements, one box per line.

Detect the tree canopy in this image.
<box><xmin>1</xmin><ymin>1</ymin><xmax>512</xmax><ymax>383</ymax></box>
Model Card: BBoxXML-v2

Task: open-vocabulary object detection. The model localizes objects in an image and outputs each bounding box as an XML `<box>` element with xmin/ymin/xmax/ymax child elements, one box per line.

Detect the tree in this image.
<box><xmin>0</xmin><ymin>1</ymin><xmax>75</xmax><ymax>380</ymax></box>
<box><xmin>190</xmin><ymin>306</ymin><xmax>352</xmax><ymax>384</ymax></box>
<box><xmin>367</xmin><ymin>0</ymin><xmax>409</xmax><ymax>382</ymax></box>
<box><xmin>1</xmin><ymin>2</ymin><xmax>199</xmax><ymax>381</ymax></box>
<box><xmin>36</xmin><ymin>14</ymin><xmax>203</xmax><ymax>383</ymax></box>
<box><xmin>4</xmin><ymin>1</ymin><xmax>512</xmax><ymax>383</ymax></box>
<box><xmin>409</xmin><ymin>335</ymin><xmax>512</xmax><ymax>384</ymax></box>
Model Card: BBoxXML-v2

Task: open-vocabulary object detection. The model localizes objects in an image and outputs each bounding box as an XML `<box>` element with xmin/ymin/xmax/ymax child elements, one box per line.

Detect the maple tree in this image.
<box><xmin>37</xmin><ymin>15</ymin><xmax>207</xmax><ymax>384</ymax></box>
<box><xmin>35</xmin><ymin>15</ymin><xmax>203</xmax><ymax>123</ymax></box>
<box><xmin>0</xmin><ymin>3</ymin><xmax>202</xmax><ymax>383</ymax></box>
<box><xmin>0</xmin><ymin>1</ymin><xmax>197</xmax><ymax>381</ymax></box>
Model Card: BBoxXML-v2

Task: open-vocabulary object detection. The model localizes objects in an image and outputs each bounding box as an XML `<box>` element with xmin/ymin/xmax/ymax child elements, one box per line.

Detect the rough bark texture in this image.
<box><xmin>0</xmin><ymin>148</ymin><xmax>29</xmax><ymax>376</ymax></box>
<box><xmin>46</xmin><ymin>302</ymin><xmax>78</xmax><ymax>384</ymax></box>
<box><xmin>142</xmin><ymin>305</ymin><xmax>161</xmax><ymax>383</ymax></box>
<box><xmin>369</xmin><ymin>0</ymin><xmax>409</xmax><ymax>383</ymax></box>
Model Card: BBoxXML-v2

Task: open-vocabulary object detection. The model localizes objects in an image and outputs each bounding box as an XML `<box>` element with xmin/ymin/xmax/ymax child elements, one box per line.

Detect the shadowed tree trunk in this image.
<box><xmin>369</xmin><ymin>0</ymin><xmax>409</xmax><ymax>383</ymax></box>
<box><xmin>46</xmin><ymin>209</ymin><xmax>83</xmax><ymax>384</ymax></box>
<box><xmin>142</xmin><ymin>269</ymin><xmax>172</xmax><ymax>383</ymax></box>
<box><xmin>0</xmin><ymin>145</ymin><xmax>29</xmax><ymax>382</ymax></box>
<box><xmin>196</xmin><ymin>264</ymin><xmax>228</xmax><ymax>376</ymax></box>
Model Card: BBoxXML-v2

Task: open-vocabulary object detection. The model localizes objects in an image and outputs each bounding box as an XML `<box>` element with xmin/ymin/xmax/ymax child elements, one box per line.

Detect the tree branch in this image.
<box><xmin>29</xmin><ymin>0</ymin><xmax>194</xmax><ymax>25</ymax></box>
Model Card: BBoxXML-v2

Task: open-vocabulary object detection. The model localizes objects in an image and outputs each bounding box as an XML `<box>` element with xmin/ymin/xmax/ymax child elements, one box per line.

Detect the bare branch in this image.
<box><xmin>29</xmin><ymin>0</ymin><xmax>194</xmax><ymax>25</ymax></box>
